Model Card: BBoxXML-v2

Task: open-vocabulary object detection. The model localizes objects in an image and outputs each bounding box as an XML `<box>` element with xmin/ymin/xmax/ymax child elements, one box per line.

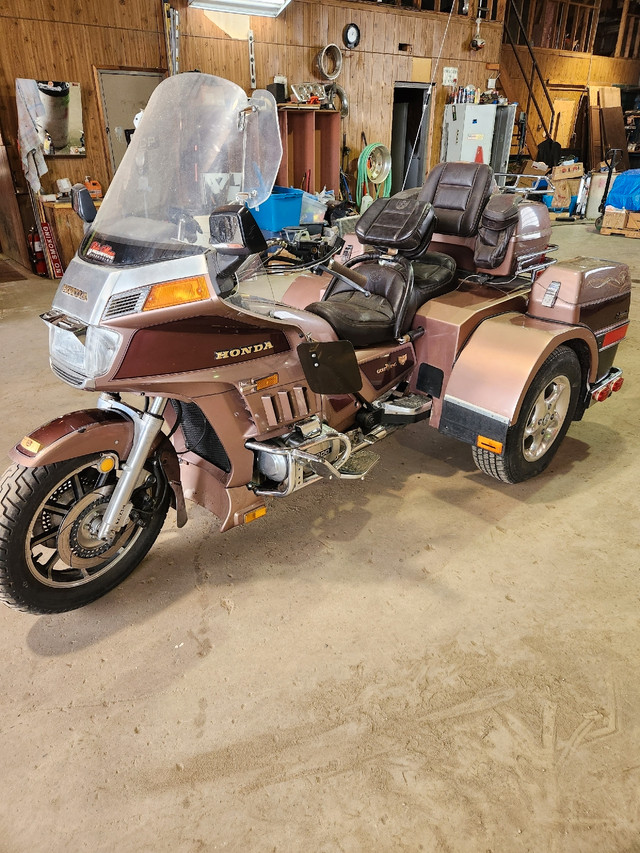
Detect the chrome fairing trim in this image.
<box><xmin>51</xmin><ymin>253</ymin><xmax>211</xmax><ymax>326</ymax></box>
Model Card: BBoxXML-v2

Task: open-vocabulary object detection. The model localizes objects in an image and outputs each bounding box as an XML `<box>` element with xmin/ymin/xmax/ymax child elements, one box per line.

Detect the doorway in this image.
<box><xmin>95</xmin><ymin>69</ymin><xmax>165</xmax><ymax>177</ymax></box>
<box><xmin>390</xmin><ymin>83</ymin><xmax>434</xmax><ymax>195</ymax></box>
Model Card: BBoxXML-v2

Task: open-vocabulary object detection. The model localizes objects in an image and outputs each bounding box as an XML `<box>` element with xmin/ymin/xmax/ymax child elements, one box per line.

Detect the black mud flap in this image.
<box><xmin>439</xmin><ymin>397</ymin><xmax>509</xmax><ymax>449</ymax></box>
<box><xmin>297</xmin><ymin>341</ymin><xmax>363</xmax><ymax>395</ymax></box>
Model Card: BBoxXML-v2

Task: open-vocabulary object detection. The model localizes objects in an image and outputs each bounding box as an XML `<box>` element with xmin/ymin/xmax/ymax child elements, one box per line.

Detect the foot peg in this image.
<box><xmin>373</xmin><ymin>392</ymin><xmax>432</xmax><ymax>424</ymax></box>
<box><xmin>336</xmin><ymin>448</ymin><xmax>379</xmax><ymax>478</ymax></box>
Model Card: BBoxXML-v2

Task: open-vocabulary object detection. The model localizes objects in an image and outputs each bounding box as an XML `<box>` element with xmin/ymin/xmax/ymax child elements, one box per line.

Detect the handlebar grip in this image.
<box><xmin>327</xmin><ymin>259</ymin><xmax>368</xmax><ymax>288</ymax></box>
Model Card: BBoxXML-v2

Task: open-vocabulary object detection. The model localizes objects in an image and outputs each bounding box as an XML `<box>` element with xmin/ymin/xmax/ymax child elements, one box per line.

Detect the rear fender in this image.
<box><xmin>438</xmin><ymin>312</ymin><xmax>598</xmax><ymax>448</ymax></box>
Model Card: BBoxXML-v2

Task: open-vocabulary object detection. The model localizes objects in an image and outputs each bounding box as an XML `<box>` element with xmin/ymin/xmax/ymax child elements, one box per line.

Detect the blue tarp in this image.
<box><xmin>605</xmin><ymin>169</ymin><xmax>640</xmax><ymax>211</ymax></box>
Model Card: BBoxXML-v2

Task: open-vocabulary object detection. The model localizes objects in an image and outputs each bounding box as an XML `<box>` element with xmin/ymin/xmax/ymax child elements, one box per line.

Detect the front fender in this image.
<box><xmin>438</xmin><ymin>313</ymin><xmax>598</xmax><ymax>447</ymax></box>
<box><xmin>9</xmin><ymin>409</ymin><xmax>135</xmax><ymax>467</ymax></box>
<box><xmin>9</xmin><ymin>409</ymin><xmax>188</xmax><ymax>528</ymax></box>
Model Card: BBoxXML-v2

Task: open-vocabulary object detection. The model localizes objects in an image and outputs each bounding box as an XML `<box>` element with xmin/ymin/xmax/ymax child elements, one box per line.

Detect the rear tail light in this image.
<box><xmin>591</xmin><ymin>373</ymin><xmax>624</xmax><ymax>402</ymax></box>
<box><xmin>592</xmin><ymin>386</ymin><xmax>611</xmax><ymax>402</ymax></box>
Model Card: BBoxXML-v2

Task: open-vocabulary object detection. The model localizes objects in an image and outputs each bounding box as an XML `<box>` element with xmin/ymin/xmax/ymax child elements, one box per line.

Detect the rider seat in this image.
<box><xmin>353</xmin><ymin>182</ymin><xmax>460</xmax><ymax>298</ymax></box>
<box><xmin>305</xmin><ymin>258</ymin><xmax>416</xmax><ymax>348</ymax></box>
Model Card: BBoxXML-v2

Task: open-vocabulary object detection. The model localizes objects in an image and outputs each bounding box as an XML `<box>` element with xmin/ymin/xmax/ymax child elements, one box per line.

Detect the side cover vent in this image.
<box><xmin>261</xmin><ymin>386</ymin><xmax>309</xmax><ymax>428</ymax></box>
<box><xmin>103</xmin><ymin>288</ymin><xmax>149</xmax><ymax>320</ymax></box>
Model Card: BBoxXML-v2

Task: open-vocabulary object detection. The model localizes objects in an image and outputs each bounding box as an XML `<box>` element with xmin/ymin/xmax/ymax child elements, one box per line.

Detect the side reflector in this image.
<box><xmin>143</xmin><ymin>276</ymin><xmax>209</xmax><ymax>312</ymax></box>
<box><xmin>255</xmin><ymin>373</ymin><xmax>279</xmax><ymax>391</ymax></box>
<box><xmin>244</xmin><ymin>506</ymin><xmax>267</xmax><ymax>524</ymax></box>
<box><xmin>477</xmin><ymin>435</ymin><xmax>503</xmax><ymax>454</ymax></box>
<box><xmin>98</xmin><ymin>455</ymin><xmax>117</xmax><ymax>473</ymax></box>
<box><xmin>602</xmin><ymin>323</ymin><xmax>629</xmax><ymax>349</ymax></box>
<box><xmin>20</xmin><ymin>436</ymin><xmax>41</xmax><ymax>453</ymax></box>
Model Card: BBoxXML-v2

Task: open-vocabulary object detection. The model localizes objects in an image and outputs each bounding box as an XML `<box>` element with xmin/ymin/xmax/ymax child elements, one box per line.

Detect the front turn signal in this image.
<box><xmin>143</xmin><ymin>276</ymin><xmax>209</xmax><ymax>312</ymax></box>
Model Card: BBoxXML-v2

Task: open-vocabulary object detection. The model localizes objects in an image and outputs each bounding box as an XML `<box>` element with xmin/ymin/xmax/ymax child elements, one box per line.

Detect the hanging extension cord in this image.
<box><xmin>401</xmin><ymin>2</ymin><xmax>456</xmax><ymax>190</ymax></box>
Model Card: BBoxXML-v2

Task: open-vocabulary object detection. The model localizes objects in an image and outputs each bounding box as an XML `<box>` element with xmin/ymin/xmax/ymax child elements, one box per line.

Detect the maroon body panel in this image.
<box><xmin>114</xmin><ymin>317</ymin><xmax>290</xmax><ymax>380</ymax></box>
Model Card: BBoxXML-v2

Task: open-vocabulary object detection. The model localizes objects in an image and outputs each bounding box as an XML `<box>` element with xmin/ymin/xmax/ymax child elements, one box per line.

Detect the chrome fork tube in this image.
<box><xmin>98</xmin><ymin>395</ymin><xmax>168</xmax><ymax>541</ymax></box>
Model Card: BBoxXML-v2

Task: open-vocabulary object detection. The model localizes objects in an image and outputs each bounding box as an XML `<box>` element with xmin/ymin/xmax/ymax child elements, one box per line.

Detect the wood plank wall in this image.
<box><xmin>500</xmin><ymin>46</ymin><xmax>640</xmax><ymax>154</ymax></box>
<box><xmin>0</xmin><ymin>0</ymin><xmax>166</xmax><ymax>199</ymax></box>
<box><xmin>0</xmin><ymin>0</ymin><xmax>501</xmax><ymax>211</ymax></box>
<box><xmin>178</xmin><ymin>0</ymin><xmax>503</xmax><ymax>178</ymax></box>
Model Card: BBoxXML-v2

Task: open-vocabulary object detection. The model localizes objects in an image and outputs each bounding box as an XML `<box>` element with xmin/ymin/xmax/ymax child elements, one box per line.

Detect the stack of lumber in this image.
<box><xmin>588</xmin><ymin>86</ymin><xmax>630</xmax><ymax>172</ymax></box>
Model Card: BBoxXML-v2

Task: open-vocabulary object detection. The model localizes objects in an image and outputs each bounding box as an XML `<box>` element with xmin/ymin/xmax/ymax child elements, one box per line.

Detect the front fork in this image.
<box><xmin>97</xmin><ymin>394</ymin><xmax>168</xmax><ymax>541</ymax></box>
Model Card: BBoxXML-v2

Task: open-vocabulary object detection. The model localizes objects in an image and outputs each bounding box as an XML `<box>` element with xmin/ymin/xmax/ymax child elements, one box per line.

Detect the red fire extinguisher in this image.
<box><xmin>27</xmin><ymin>227</ymin><xmax>47</xmax><ymax>277</ymax></box>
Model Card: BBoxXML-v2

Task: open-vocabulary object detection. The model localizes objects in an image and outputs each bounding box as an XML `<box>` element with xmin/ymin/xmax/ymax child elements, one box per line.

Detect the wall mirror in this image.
<box><xmin>17</xmin><ymin>79</ymin><xmax>85</xmax><ymax>156</ymax></box>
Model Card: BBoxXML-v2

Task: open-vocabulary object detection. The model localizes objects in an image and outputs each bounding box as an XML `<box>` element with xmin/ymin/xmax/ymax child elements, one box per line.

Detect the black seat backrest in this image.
<box><xmin>417</xmin><ymin>162</ymin><xmax>494</xmax><ymax>237</ymax></box>
<box><xmin>354</xmin><ymin>193</ymin><xmax>436</xmax><ymax>259</ymax></box>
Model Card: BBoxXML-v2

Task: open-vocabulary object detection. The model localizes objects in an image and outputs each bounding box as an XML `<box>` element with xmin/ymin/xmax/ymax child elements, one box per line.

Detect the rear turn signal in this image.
<box><xmin>143</xmin><ymin>275</ymin><xmax>209</xmax><ymax>311</ymax></box>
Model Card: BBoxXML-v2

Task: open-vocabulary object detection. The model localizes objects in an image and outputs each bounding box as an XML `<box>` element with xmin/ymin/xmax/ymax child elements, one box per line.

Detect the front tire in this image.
<box><xmin>472</xmin><ymin>346</ymin><xmax>582</xmax><ymax>484</ymax></box>
<box><xmin>0</xmin><ymin>455</ymin><xmax>169</xmax><ymax>614</ymax></box>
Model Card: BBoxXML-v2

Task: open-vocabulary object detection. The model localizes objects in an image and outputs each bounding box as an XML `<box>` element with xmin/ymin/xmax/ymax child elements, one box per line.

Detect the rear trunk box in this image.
<box><xmin>528</xmin><ymin>257</ymin><xmax>631</xmax><ymax>375</ymax></box>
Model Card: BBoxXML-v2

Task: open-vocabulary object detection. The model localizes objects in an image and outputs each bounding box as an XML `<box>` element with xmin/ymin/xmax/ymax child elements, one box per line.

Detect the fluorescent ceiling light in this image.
<box><xmin>187</xmin><ymin>0</ymin><xmax>292</xmax><ymax>16</ymax></box>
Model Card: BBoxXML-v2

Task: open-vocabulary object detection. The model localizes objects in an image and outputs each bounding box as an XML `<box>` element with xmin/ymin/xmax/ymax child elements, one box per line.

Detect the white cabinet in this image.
<box><xmin>441</xmin><ymin>104</ymin><xmax>517</xmax><ymax>181</ymax></box>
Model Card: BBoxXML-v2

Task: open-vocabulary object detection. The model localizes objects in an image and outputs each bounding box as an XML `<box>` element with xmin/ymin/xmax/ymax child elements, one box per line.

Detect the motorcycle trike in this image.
<box><xmin>0</xmin><ymin>73</ymin><xmax>630</xmax><ymax>613</ymax></box>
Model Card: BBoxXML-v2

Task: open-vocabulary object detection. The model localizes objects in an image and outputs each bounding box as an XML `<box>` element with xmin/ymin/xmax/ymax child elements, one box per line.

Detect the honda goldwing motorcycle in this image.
<box><xmin>0</xmin><ymin>73</ymin><xmax>630</xmax><ymax>614</ymax></box>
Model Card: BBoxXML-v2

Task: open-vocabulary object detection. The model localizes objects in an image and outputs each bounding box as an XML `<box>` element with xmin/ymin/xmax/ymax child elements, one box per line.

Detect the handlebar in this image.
<box><xmin>325</xmin><ymin>258</ymin><xmax>368</xmax><ymax>288</ymax></box>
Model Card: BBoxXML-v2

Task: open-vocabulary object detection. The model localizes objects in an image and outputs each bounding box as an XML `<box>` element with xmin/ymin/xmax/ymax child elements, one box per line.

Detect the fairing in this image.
<box><xmin>77</xmin><ymin>74</ymin><xmax>281</xmax><ymax>267</ymax></box>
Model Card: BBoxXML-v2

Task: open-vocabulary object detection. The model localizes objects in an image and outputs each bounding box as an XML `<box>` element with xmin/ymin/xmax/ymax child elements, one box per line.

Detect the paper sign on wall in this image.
<box><xmin>443</xmin><ymin>67</ymin><xmax>458</xmax><ymax>86</ymax></box>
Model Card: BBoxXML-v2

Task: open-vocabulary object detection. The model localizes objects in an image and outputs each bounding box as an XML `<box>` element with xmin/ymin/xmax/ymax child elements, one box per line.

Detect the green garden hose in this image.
<box><xmin>356</xmin><ymin>143</ymin><xmax>392</xmax><ymax>209</ymax></box>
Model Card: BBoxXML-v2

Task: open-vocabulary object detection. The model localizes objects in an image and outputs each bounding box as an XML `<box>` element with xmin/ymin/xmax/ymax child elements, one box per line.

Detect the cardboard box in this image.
<box><xmin>551</xmin><ymin>162</ymin><xmax>584</xmax><ymax>181</ymax></box>
<box><xmin>626</xmin><ymin>211</ymin><xmax>640</xmax><ymax>230</ymax></box>
<box><xmin>602</xmin><ymin>209</ymin><xmax>628</xmax><ymax>229</ymax></box>
<box><xmin>518</xmin><ymin>159</ymin><xmax>548</xmax><ymax>189</ymax></box>
<box><xmin>551</xmin><ymin>177</ymin><xmax>582</xmax><ymax>209</ymax></box>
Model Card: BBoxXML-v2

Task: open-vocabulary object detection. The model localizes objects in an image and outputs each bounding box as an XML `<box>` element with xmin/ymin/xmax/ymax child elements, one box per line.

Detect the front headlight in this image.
<box><xmin>49</xmin><ymin>324</ymin><xmax>121</xmax><ymax>380</ymax></box>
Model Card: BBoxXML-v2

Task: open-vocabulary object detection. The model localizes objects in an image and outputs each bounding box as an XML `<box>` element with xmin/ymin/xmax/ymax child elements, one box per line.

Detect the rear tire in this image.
<box><xmin>472</xmin><ymin>346</ymin><xmax>582</xmax><ymax>484</ymax></box>
<box><xmin>0</xmin><ymin>455</ymin><xmax>169</xmax><ymax>614</ymax></box>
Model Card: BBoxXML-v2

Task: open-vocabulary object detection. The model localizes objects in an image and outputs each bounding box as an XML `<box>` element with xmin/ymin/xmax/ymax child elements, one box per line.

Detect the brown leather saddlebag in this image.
<box><xmin>473</xmin><ymin>194</ymin><xmax>521</xmax><ymax>270</ymax></box>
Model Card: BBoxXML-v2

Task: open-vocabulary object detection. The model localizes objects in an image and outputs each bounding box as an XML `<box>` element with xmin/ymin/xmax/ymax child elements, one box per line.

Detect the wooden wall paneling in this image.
<box><xmin>588</xmin><ymin>55</ymin><xmax>640</xmax><ymax>84</ymax></box>
<box><xmin>0</xmin><ymin>17</ymin><xmax>166</xmax><ymax>196</ymax></box>
<box><xmin>499</xmin><ymin>46</ymin><xmax>640</xmax><ymax>157</ymax></box>
<box><xmin>0</xmin><ymin>128</ymin><xmax>30</xmax><ymax>267</ymax></box>
<box><xmin>0</xmin><ymin>0</ymin><xmax>163</xmax><ymax>30</ymax></box>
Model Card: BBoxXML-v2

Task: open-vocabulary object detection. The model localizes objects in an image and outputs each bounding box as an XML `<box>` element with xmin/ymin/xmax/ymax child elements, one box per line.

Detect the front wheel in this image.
<box><xmin>0</xmin><ymin>454</ymin><xmax>169</xmax><ymax>614</ymax></box>
<box><xmin>472</xmin><ymin>346</ymin><xmax>582</xmax><ymax>484</ymax></box>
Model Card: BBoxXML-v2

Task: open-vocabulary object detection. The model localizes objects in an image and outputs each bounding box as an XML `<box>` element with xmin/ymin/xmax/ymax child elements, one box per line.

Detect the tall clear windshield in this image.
<box><xmin>80</xmin><ymin>73</ymin><xmax>281</xmax><ymax>266</ymax></box>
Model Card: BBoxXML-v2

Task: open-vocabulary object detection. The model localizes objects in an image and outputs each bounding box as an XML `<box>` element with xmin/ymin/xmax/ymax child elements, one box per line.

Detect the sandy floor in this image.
<box><xmin>0</xmin><ymin>221</ymin><xmax>639</xmax><ymax>852</ymax></box>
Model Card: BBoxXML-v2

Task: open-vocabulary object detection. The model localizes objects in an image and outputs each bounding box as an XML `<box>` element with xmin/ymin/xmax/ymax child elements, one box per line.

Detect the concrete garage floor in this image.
<box><xmin>0</xmin><ymin>221</ymin><xmax>639</xmax><ymax>853</ymax></box>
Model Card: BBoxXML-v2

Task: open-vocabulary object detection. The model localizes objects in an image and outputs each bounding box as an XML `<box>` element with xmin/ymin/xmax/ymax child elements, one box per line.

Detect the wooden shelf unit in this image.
<box><xmin>276</xmin><ymin>107</ymin><xmax>341</xmax><ymax>195</ymax></box>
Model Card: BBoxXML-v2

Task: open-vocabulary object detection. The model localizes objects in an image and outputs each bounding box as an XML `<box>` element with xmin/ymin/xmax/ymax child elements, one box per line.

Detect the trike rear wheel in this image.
<box><xmin>472</xmin><ymin>346</ymin><xmax>582</xmax><ymax>484</ymax></box>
